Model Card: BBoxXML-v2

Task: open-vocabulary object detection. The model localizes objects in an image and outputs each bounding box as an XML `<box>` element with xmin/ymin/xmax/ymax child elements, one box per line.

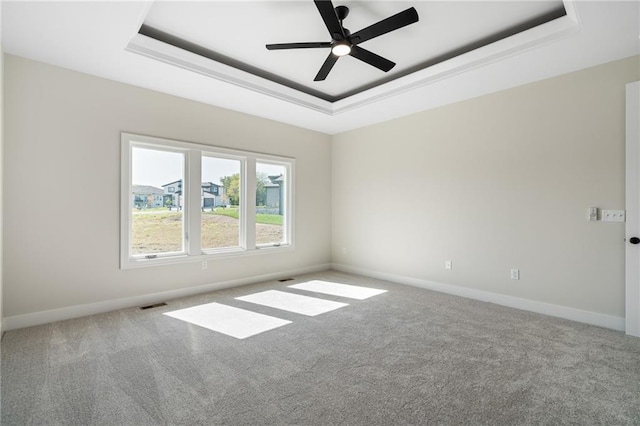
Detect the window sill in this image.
<box><xmin>121</xmin><ymin>244</ymin><xmax>294</xmax><ymax>269</ymax></box>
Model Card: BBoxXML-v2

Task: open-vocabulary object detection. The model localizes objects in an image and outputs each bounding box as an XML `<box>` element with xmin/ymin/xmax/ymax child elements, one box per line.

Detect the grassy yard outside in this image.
<box><xmin>202</xmin><ymin>207</ymin><xmax>283</xmax><ymax>226</ymax></box>
<box><xmin>132</xmin><ymin>211</ymin><xmax>183</xmax><ymax>254</ymax></box>
<box><xmin>131</xmin><ymin>208</ymin><xmax>283</xmax><ymax>254</ymax></box>
<box><xmin>134</xmin><ymin>207</ymin><xmax>170</xmax><ymax>212</ymax></box>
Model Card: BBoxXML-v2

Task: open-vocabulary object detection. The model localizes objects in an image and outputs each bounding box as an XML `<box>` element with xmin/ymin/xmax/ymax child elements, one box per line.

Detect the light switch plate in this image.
<box><xmin>601</xmin><ymin>210</ymin><xmax>626</xmax><ymax>222</ymax></box>
<box><xmin>510</xmin><ymin>268</ymin><xmax>520</xmax><ymax>280</ymax></box>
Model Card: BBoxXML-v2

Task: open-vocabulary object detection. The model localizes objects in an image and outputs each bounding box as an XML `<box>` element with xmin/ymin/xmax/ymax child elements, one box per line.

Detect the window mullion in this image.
<box><xmin>245</xmin><ymin>157</ymin><xmax>257</xmax><ymax>250</ymax></box>
<box><xmin>284</xmin><ymin>163</ymin><xmax>293</xmax><ymax>244</ymax></box>
<box><xmin>186</xmin><ymin>149</ymin><xmax>202</xmax><ymax>255</ymax></box>
<box><xmin>121</xmin><ymin>137</ymin><xmax>133</xmax><ymax>267</ymax></box>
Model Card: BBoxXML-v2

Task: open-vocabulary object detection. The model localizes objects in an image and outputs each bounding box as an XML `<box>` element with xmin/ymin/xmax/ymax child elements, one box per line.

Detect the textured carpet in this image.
<box><xmin>2</xmin><ymin>270</ymin><xmax>640</xmax><ymax>425</ymax></box>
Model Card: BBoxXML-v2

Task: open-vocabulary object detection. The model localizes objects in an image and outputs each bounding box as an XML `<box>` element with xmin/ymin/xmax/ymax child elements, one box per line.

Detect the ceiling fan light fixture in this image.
<box><xmin>331</xmin><ymin>41</ymin><xmax>351</xmax><ymax>56</ymax></box>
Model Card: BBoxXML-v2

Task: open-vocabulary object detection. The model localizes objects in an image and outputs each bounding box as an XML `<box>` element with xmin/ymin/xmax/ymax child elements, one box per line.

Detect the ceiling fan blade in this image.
<box><xmin>314</xmin><ymin>53</ymin><xmax>339</xmax><ymax>81</ymax></box>
<box><xmin>314</xmin><ymin>0</ymin><xmax>345</xmax><ymax>40</ymax></box>
<box><xmin>266</xmin><ymin>42</ymin><xmax>331</xmax><ymax>50</ymax></box>
<box><xmin>349</xmin><ymin>45</ymin><xmax>395</xmax><ymax>72</ymax></box>
<box><xmin>350</xmin><ymin>7</ymin><xmax>419</xmax><ymax>45</ymax></box>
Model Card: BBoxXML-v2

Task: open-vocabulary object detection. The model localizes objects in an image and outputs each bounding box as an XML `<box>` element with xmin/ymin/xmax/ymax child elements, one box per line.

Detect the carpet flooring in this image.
<box><xmin>2</xmin><ymin>270</ymin><xmax>640</xmax><ymax>425</ymax></box>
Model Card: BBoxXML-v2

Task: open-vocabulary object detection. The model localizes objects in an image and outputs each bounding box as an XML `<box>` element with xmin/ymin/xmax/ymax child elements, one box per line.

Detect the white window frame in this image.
<box><xmin>120</xmin><ymin>133</ymin><xmax>295</xmax><ymax>269</ymax></box>
<box><xmin>200</xmin><ymin>150</ymin><xmax>246</xmax><ymax>254</ymax></box>
<box><xmin>256</xmin><ymin>159</ymin><xmax>294</xmax><ymax>248</ymax></box>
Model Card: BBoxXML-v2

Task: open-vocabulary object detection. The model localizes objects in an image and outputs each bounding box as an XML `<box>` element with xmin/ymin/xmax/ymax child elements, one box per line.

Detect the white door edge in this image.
<box><xmin>625</xmin><ymin>80</ymin><xmax>640</xmax><ymax>337</ymax></box>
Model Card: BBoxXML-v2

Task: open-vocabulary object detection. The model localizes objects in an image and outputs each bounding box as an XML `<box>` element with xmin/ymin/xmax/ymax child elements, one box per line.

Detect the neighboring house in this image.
<box><xmin>201</xmin><ymin>182</ymin><xmax>225</xmax><ymax>208</ymax></box>
<box><xmin>162</xmin><ymin>180</ymin><xmax>224</xmax><ymax>209</ymax></box>
<box><xmin>162</xmin><ymin>180</ymin><xmax>183</xmax><ymax>209</ymax></box>
<box><xmin>132</xmin><ymin>185</ymin><xmax>164</xmax><ymax>209</ymax></box>
<box><xmin>265</xmin><ymin>175</ymin><xmax>284</xmax><ymax>214</ymax></box>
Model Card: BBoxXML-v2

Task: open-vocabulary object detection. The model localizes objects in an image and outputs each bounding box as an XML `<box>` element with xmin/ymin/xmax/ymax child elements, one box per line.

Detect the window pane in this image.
<box><xmin>131</xmin><ymin>146</ymin><xmax>184</xmax><ymax>256</ymax></box>
<box><xmin>201</xmin><ymin>156</ymin><xmax>241</xmax><ymax>250</ymax></box>
<box><xmin>256</xmin><ymin>162</ymin><xmax>286</xmax><ymax>245</ymax></box>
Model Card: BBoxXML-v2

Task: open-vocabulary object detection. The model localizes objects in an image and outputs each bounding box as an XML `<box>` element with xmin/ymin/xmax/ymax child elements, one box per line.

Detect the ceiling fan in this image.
<box><xmin>266</xmin><ymin>0</ymin><xmax>419</xmax><ymax>81</ymax></box>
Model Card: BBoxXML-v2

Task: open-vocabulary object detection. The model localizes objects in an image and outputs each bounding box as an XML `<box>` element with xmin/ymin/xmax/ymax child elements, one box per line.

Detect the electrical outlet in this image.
<box><xmin>202</xmin><ymin>261</ymin><xmax>207</xmax><ymax>270</ymax></box>
<box><xmin>445</xmin><ymin>260</ymin><xmax>452</xmax><ymax>270</ymax></box>
<box><xmin>510</xmin><ymin>268</ymin><xmax>520</xmax><ymax>280</ymax></box>
<box><xmin>601</xmin><ymin>210</ymin><xmax>626</xmax><ymax>222</ymax></box>
<box><xmin>342</xmin><ymin>247</ymin><xmax>347</xmax><ymax>255</ymax></box>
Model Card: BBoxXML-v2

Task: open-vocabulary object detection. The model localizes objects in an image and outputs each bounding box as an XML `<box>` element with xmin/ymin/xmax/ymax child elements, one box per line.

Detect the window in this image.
<box><xmin>201</xmin><ymin>155</ymin><xmax>241</xmax><ymax>251</ymax></box>
<box><xmin>256</xmin><ymin>162</ymin><xmax>289</xmax><ymax>246</ymax></box>
<box><xmin>130</xmin><ymin>146</ymin><xmax>184</xmax><ymax>256</ymax></box>
<box><xmin>121</xmin><ymin>133</ymin><xmax>294</xmax><ymax>268</ymax></box>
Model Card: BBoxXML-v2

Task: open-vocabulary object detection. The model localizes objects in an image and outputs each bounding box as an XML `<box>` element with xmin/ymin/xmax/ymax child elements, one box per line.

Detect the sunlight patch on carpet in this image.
<box><xmin>289</xmin><ymin>280</ymin><xmax>387</xmax><ymax>300</ymax></box>
<box><xmin>236</xmin><ymin>290</ymin><xmax>348</xmax><ymax>316</ymax></box>
<box><xmin>164</xmin><ymin>302</ymin><xmax>291</xmax><ymax>339</ymax></box>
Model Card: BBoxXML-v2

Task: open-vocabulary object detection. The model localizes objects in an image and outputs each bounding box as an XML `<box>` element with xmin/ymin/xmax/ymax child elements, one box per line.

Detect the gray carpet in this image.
<box><xmin>2</xmin><ymin>270</ymin><xmax>640</xmax><ymax>425</ymax></box>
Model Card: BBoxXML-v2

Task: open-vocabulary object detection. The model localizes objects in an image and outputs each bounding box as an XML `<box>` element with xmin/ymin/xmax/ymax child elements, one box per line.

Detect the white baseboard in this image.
<box><xmin>332</xmin><ymin>263</ymin><xmax>625</xmax><ymax>332</ymax></box>
<box><xmin>5</xmin><ymin>262</ymin><xmax>625</xmax><ymax>333</ymax></box>
<box><xmin>3</xmin><ymin>263</ymin><xmax>331</xmax><ymax>331</ymax></box>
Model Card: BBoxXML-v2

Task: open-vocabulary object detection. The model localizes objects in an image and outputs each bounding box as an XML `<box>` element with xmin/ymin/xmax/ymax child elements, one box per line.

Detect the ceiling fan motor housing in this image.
<box><xmin>335</xmin><ymin>5</ymin><xmax>349</xmax><ymax>21</ymax></box>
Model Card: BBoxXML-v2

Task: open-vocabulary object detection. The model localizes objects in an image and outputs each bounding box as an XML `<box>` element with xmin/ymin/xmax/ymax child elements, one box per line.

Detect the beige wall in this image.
<box><xmin>3</xmin><ymin>55</ymin><xmax>332</xmax><ymax>320</ymax></box>
<box><xmin>3</xmin><ymin>52</ymin><xmax>639</xmax><ymax>327</ymax></box>
<box><xmin>0</xmin><ymin>3</ymin><xmax>4</xmax><ymax>333</ymax></box>
<box><xmin>332</xmin><ymin>55</ymin><xmax>640</xmax><ymax>319</ymax></box>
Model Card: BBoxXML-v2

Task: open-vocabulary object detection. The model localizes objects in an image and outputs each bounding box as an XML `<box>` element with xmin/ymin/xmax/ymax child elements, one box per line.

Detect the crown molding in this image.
<box><xmin>126</xmin><ymin>1</ymin><xmax>579</xmax><ymax>116</ymax></box>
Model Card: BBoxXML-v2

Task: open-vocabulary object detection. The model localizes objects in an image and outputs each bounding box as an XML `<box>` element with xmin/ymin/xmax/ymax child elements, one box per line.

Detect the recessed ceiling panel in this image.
<box><xmin>140</xmin><ymin>1</ymin><xmax>565</xmax><ymax>102</ymax></box>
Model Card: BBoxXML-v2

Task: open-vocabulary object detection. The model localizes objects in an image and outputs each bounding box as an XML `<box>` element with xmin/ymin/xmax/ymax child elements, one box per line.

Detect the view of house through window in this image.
<box><xmin>256</xmin><ymin>162</ymin><xmax>287</xmax><ymax>246</ymax></box>
<box><xmin>123</xmin><ymin>133</ymin><xmax>294</xmax><ymax>268</ymax></box>
<box><xmin>201</xmin><ymin>155</ymin><xmax>241</xmax><ymax>251</ymax></box>
<box><xmin>131</xmin><ymin>146</ymin><xmax>184</xmax><ymax>255</ymax></box>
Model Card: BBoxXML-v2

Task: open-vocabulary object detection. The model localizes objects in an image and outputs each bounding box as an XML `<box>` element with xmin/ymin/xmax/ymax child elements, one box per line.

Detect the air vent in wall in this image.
<box><xmin>139</xmin><ymin>302</ymin><xmax>168</xmax><ymax>310</ymax></box>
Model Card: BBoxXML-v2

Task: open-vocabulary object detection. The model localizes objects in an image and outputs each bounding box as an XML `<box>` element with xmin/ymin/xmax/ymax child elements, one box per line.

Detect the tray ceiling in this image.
<box><xmin>2</xmin><ymin>1</ymin><xmax>639</xmax><ymax>134</ymax></box>
<box><xmin>137</xmin><ymin>1</ymin><xmax>566</xmax><ymax>102</ymax></box>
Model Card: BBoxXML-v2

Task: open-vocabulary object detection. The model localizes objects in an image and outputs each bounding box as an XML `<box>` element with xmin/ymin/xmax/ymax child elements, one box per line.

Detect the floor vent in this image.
<box><xmin>139</xmin><ymin>302</ymin><xmax>168</xmax><ymax>310</ymax></box>
<box><xmin>278</xmin><ymin>278</ymin><xmax>294</xmax><ymax>282</ymax></box>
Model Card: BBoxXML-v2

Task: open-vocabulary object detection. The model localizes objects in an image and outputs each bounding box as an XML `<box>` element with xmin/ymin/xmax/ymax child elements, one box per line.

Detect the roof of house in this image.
<box><xmin>132</xmin><ymin>185</ymin><xmax>164</xmax><ymax>195</ymax></box>
<box><xmin>162</xmin><ymin>180</ymin><xmax>182</xmax><ymax>187</ymax></box>
<box><xmin>265</xmin><ymin>175</ymin><xmax>283</xmax><ymax>187</ymax></box>
<box><xmin>162</xmin><ymin>180</ymin><xmax>221</xmax><ymax>187</ymax></box>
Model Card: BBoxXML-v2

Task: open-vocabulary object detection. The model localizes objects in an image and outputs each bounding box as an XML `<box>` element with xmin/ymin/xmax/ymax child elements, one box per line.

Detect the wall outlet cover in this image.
<box><xmin>601</xmin><ymin>210</ymin><xmax>626</xmax><ymax>222</ymax></box>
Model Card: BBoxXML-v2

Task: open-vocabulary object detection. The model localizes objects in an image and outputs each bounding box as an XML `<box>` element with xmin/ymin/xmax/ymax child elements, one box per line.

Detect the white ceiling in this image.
<box><xmin>141</xmin><ymin>1</ymin><xmax>564</xmax><ymax>99</ymax></box>
<box><xmin>2</xmin><ymin>1</ymin><xmax>639</xmax><ymax>135</ymax></box>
